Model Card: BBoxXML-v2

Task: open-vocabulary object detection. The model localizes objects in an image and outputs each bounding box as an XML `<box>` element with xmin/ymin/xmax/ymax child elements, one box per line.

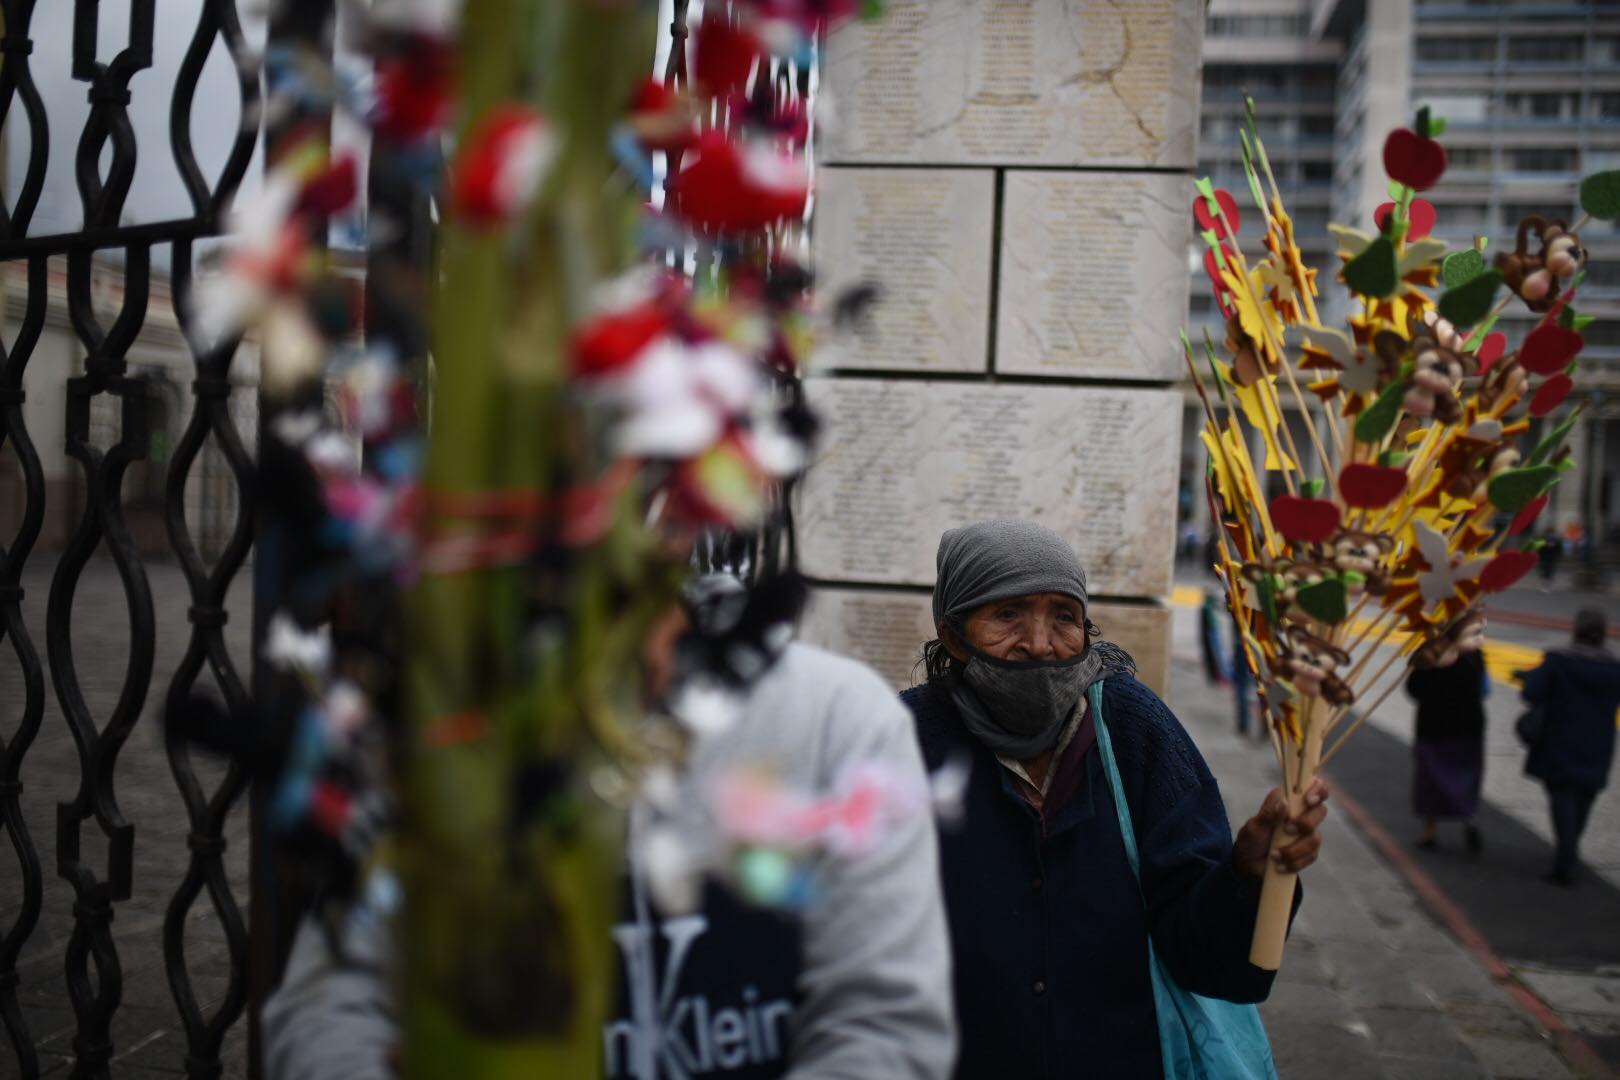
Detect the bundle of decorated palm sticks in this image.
<box><xmin>1188</xmin><ymin>101</ymin><xmax>1620</xmax><ymax>968</ymax></box>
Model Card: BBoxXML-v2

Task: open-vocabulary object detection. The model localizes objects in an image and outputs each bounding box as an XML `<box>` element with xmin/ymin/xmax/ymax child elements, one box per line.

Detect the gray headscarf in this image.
<box><xmin>932</xmin><ymin>520</ymin><xmax>1135</xmax><ymax>758</ymax></box>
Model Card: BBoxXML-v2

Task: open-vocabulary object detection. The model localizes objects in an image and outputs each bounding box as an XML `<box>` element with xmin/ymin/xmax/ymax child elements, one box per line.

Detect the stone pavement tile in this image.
<box><xmin>1516</xmin><ymin>966</ymin><xmax>1620</xmax><ymax>1021</ymax></box>
<box><xmin>1380</xmin><ymin>1053</ymin><xmax>1489</xmax><ymax>1080</ymax></box>
<box><xmin>1268</xmin><ymin>1019</ymin><xmax>1386</xmax><ymax>1076</ymax></box>
<box><xmin>1317</xmin><ymin>942</ymin><xmax>1437</xmax><ymax>1012</ymax></box>
<box><xmin>1356</xmin><ymin>1003</ymin><xmax>1481</xmax><ymax>1060</ymax></box>
<box><xmin>1458</xmin><ymin>1033</ymin><xmax>1579</xmax><ymax>1080</ymax></box>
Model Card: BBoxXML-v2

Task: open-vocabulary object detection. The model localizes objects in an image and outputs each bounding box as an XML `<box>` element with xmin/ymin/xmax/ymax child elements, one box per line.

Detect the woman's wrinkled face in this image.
<box><xmin>944</xmin><ymin>592</ymin><xmax>1087</xmax><ymax>662</ymax></box>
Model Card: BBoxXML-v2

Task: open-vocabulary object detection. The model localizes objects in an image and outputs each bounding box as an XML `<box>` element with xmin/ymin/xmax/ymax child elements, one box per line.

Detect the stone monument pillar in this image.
<box><xmin>796</xmin><ymin>0</ymin><xmax>1203</xmax><ymax>696</ymax></box>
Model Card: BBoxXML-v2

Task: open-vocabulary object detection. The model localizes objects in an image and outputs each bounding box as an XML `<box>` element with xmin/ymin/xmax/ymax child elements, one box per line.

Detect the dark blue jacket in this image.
<box><xmin>902</xmin><ymin>674</ymin><xmax>1280</xmax><ymax>1079</ymax></box>
<box><xmin>1524</xmin><ymin>646</ymin><xmax>1620</xmax><ymax>792</ymax></box>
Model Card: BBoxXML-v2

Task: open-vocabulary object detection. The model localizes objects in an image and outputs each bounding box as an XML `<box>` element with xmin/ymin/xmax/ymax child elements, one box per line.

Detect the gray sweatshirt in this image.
<box><xmin>261</xmin><ymin>642</ymin><xmax>957</xmax><ymax>1079</ymax></box>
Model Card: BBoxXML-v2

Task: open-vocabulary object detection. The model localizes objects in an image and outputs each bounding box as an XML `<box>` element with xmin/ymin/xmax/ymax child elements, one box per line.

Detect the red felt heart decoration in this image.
<box><xmin>1373</xmin><ymin>198</ymin><xmax>1436</xmax><ymax>240</ymax></box>
<box><xmin>1202</xmin><ymin>244</ymin><xmax>1236</xmax><ymax>287</ymax></box>
<box><xmin>1193</xmin><ymin>190</ymin><xmax>1242</xmax><ymax>239</ymax></box>
<box><xmin>692</xmin><ymin>14</ymin><xmax>762</xmax><ymax>97</ymax></box>
<box><xmin>1530</xmin><ymin>373</ymin><xmax>1574</xmax><ymax>417</ymax></box>
<box><xmin>673</xmin><ymin>132</ymin><xmax>809</xmax><ymax>233</ymax></box>
<box><xmin>1383</xmin><ymin>128</ymin><xmax>1447</xmax><ymax>192</ymax></box>
<box><xmin>1519</xmin><ymin>323</ymin><xmax>1584</xmax><ymax>375</ymax></box>
<box><xmin>1508</xmin><ymin>494</ymin><xmax>1549</xmax><ymax>536</ymax></box>
<box><xmin>1472</xmin><ymin>331</ymin><xmax>1506</xmax><ymax>374</ymax></box>
<box><xmin>1339</xmin><ymin>463</ymin><xmax>1408</xmax><ymax>509</ymax></box>
<box><xmin>1270</xmin><ymin>495</ymin><xmax>1342</xmax><ymax>543</ymax></box>
<box><xmin>1480</xmin><ymin>550</ymin><xmax>1537</xmax><ymax>593</ymax></box>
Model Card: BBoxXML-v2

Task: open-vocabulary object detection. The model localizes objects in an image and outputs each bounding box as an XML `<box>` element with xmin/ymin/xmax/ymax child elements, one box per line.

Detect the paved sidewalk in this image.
<box><xmin>1166</xmin><ymin>609</ymin><xmax>1587</xmax><ymax>1079</ymax></box>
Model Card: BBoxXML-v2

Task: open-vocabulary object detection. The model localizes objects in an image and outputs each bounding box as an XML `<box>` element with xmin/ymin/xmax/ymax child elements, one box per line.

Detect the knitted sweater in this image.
<box><xmin>902</xmin><ymin>674</ymin><xmax>1282</xmax><ymax>1080</ymax></box>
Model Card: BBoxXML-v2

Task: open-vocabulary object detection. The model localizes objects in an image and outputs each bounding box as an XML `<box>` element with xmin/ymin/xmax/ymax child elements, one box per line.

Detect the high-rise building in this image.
<box><xmin>1184</xmin><ymin>0</ymin><xmax>1620</xmax><ymax>572</ymax></box>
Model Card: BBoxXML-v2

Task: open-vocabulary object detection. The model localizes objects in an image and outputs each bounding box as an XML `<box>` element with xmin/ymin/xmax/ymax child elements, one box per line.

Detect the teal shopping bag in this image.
<box><xmin>1088</xmin><ymin>682</ymin><xmax>1280</xmax><ymax>1080</ymax></box>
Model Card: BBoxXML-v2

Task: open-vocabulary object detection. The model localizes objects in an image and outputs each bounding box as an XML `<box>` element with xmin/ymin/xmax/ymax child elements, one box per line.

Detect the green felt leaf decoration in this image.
<box><xmin>1387</xmin><ymin>179</ymin><xmax>1407</xmax><ymax>201</ymax></box>
<box><xmin>1354</xmin><ymin>380</ymin><xmax>1406</xmax><ymax>444</ymax></box>
<box><xmin>1552</xmin><ymin>307</ymin><xmax>1600</xmax><ymax>333</ymax></box>
<box><xmin>1343</xmin><ymin>235</ymin><xmax>1399</xmax><ymax>299</ymax></box>
<box><xmin>1294</xmin><ymin>577</ymin><xmax>1348</xmax><ymax>624</ymax></box>
<box><xmin>1461</xmin><ymin>311</ymin><xmax>1499</xmax><ymax>352</ymax></box>
<box><xmin>1525</xmin><ymin>538</ymin><xmax>1547</xmax><ymax>553</ymax></box>
<box><xmin>1487</xmin><ymin>466</ymin><xmax>1561</xmax><ymax>513</ymax></box>
<box><xmin>1257</xmin><ymin>575</ymin><xmax>1278</xmax><ymax>628</ymax></box>
<box><xmin>1441</xmin><ymin>248</ymin><xmax>1487</xmax><ymax>288</ymax></box>
<box><xmin>1529</xmin><ymin>411</ymin><xmax>1581</xmax><ymax>466</ymax></box>
<box><xmin>1437</xmin><ymin>269</ymin><xmax>1502</xmax><ymax>329</ymax></box>
<box><xmin>1377</xmin><ymin>449</ymin><xmax>1410</xmax><ymax>467</ymax></box>
<box><xmin>1579</xmin><ymin>170</ymin><xmax>1620</xmax><ymax>220</ymax></box>
<box><xmin>1302</xmin><ymin>477</ymin><xmax>1325</xmax><ymax>498</ymax></box>
<box><xmin>1427</xmin><ymin>115</ymin><xmax>1448</xmax><ymax>138</ymax></box>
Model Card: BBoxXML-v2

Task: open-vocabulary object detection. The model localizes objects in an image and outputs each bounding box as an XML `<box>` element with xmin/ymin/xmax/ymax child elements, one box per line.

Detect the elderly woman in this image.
<box><xmin>902</xmin><ymin>520</ymin><xmax>1327</xmax><ymax>1078</ymax></box>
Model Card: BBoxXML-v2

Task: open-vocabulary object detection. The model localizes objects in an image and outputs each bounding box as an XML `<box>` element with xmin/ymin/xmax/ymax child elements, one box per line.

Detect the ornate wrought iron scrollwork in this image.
<box><xmin>0</xmin><ymin>0</ymin><xmax>267</xmax><ymax>1075</ymax></box>
<box><xmin>0</xmin><ymin>254</ymin><xmax>49</xmax><ymax>1080</ymax></box>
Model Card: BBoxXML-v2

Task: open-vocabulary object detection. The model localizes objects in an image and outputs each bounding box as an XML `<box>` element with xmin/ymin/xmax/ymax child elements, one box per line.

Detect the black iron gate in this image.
<box><xmin>0</xmin><ymin>2</ymin><xmax>298</xmax><ymax>1076</ymax></box>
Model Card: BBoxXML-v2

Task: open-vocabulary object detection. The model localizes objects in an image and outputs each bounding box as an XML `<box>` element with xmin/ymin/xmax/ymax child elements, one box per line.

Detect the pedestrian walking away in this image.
<box><xmin>1405</xmin><ymin>613</ymin><xmax>1489</xmax><ymax>854</ymax></box>
<box><xmin>1520</xmin><ymin>608</ymin><xmax>1620</xmax><ymax>886</ymax></box>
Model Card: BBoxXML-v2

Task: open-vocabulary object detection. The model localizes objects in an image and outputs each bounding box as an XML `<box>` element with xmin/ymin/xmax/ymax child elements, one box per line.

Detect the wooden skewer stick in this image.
<box><xmin>1321</xmin><ymin>661</ymin><xmax>1410</xmax><ymax>767</ymax></box>
<box><xmin>1251</xmin><ymin>696</ymin><xmax>1322</xmax><ymax>970</ymax></box>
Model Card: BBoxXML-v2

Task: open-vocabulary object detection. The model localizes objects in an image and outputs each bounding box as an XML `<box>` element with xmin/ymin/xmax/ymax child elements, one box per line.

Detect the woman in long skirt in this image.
<box><xmin>1406</xmin><ymin>614</ymin><xmax>1489</xmax><ymax>853</ymax></box>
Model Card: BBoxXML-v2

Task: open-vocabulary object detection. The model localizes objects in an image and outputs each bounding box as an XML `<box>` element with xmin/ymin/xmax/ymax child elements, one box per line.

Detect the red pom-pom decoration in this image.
<box><xmin>570</xmin><ymin>303</ymin><xmax>669</xmax><ymax>378</ymax></box>
<box><xmin>449</xmin><ymin>104</ymin><xmax>554</xmax><ymax>229</ymax></box>
<box><xmin>692</xmin><ymin>14</ymin><xmax>762</xmax><ymax>98</ymax></box>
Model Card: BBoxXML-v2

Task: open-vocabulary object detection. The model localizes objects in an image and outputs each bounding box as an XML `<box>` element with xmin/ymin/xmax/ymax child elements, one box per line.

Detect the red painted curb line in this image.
<box><xmin>1323</xmin><ymin>772</ymin><xmax>1616</xmax><ymax>1080</ymax></box>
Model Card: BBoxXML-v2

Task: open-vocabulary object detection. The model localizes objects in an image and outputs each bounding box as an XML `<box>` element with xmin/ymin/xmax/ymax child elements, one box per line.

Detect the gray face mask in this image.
<box><xmin>948</xmin><ymin>642</ymin><xmax>1104</xmax><ymax>759</ymax></box>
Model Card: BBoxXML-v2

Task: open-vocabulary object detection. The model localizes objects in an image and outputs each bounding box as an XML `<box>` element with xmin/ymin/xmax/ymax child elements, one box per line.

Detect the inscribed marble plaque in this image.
<box><xmin>822</xmin><ymin>0</ymin><xmax>1200</xmax><ymax>168</ymax></box>
<box><xmin>996</xmin><ymin>171</ymin><xmax>1189</xmax><ymax>379</ymax></box>
<box><xmin>798</xmin><ymin>587</ymin><xmax>1171</xmax><ymax>696</ymax></box>
<box><xmin>795</xmin><ymin>379</ymin><xmax>1180</xmax><ymax>596</ymax></box>
<box><xmin>812</xmin><ymin>168</ymin><xmax>993</xmax><ymax>372</ymax></box>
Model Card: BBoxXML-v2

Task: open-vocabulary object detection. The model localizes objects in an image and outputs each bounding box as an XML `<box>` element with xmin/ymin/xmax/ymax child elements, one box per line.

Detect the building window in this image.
<box><xmin>1502</xmin><ymin>202</ymin><xmax>1578</xmax><ymax>230</ymax></box>
<box><xmin>1506</xmin><ymin>37</ymin><xmax>1583</xmax><ymax>63</ymax></box>
<box><xmin>1300</xmin><ymin>115</ymin><xmax>1335</xmax><ymax>138</ymax></box>
<box><xmin>1444</xmin><ymin>146</ymin><xmax>1492</xmax><ymax>171</ymax></box>
<box><xmin>1508</xmin><ymin>148</ymin><xmax>1577</xmax><ymax>173</ymax></box>
<box><xmin>1206</xmin><ymin>14</ymin><xmax>1311</xmax><ymax>37</ymax></box>
<box><xmin>1430</xmin><ymin>203</ymin><xmax>1488</xmax><ymax>230</ymax></box>
<box><xmin>1583</xmin><ymin>261</ymin><xmax>1620</xmax><ymax>289</ymax></box>
<box><xmin>1419</xmin><ymin>94</ymin><xmax>1490</xmax><ymax>123</ymax></box>
<box><xmin>1300</xmin><ymin>160</ymin><xmax>1333</xmax><ymax>185</ymax></box>
<box><xmin>1592</xmin><ymin>93</ymin><xmax>1620</xmax><ymax>120</ymax></box>
<box><xmin>1582</xmin><ymin>322</ymin><xmax>1620</xmax><ymax>349</ymax></box>
<box><xmin>1415</xmin><ymin>37</ymin><xmax>1496</xmax><ymax>63</ymax></box>
<box><xmin>1502</xmin><ymin>92</ymin><xmax>1577</xmax><ymax>121</ymax></box>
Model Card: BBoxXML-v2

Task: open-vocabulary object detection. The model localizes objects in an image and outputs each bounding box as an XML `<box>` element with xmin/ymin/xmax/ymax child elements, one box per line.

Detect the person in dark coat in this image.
<box><xmin>1406</xmin><ymin>613</ymin><xmax>1489</xmax><ymax>853</ymax></box>
<box><xmin>904</xmin><ymin>519</ymin><xmax>1328</xmax><ymax>1079</ymax></box>
<box><xmin>1522</xmin><ymin>607</ymin><xmax>1620</xmax><ymax>885</ymax></box>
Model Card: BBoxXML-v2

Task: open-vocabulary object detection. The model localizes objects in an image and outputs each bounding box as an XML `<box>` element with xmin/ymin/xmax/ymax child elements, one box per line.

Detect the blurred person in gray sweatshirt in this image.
<box><xmin>261</xmin><ymin>632</ymin><xmax>956</xmax><ymax>1080</ymax></box>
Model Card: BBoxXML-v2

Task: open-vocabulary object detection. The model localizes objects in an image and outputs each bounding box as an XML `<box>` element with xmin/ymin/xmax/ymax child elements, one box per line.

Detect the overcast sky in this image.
<box><xmin>7</xmin><ymin>1</ymin><xmax>276</xmax><ymax>243</ymax></box>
